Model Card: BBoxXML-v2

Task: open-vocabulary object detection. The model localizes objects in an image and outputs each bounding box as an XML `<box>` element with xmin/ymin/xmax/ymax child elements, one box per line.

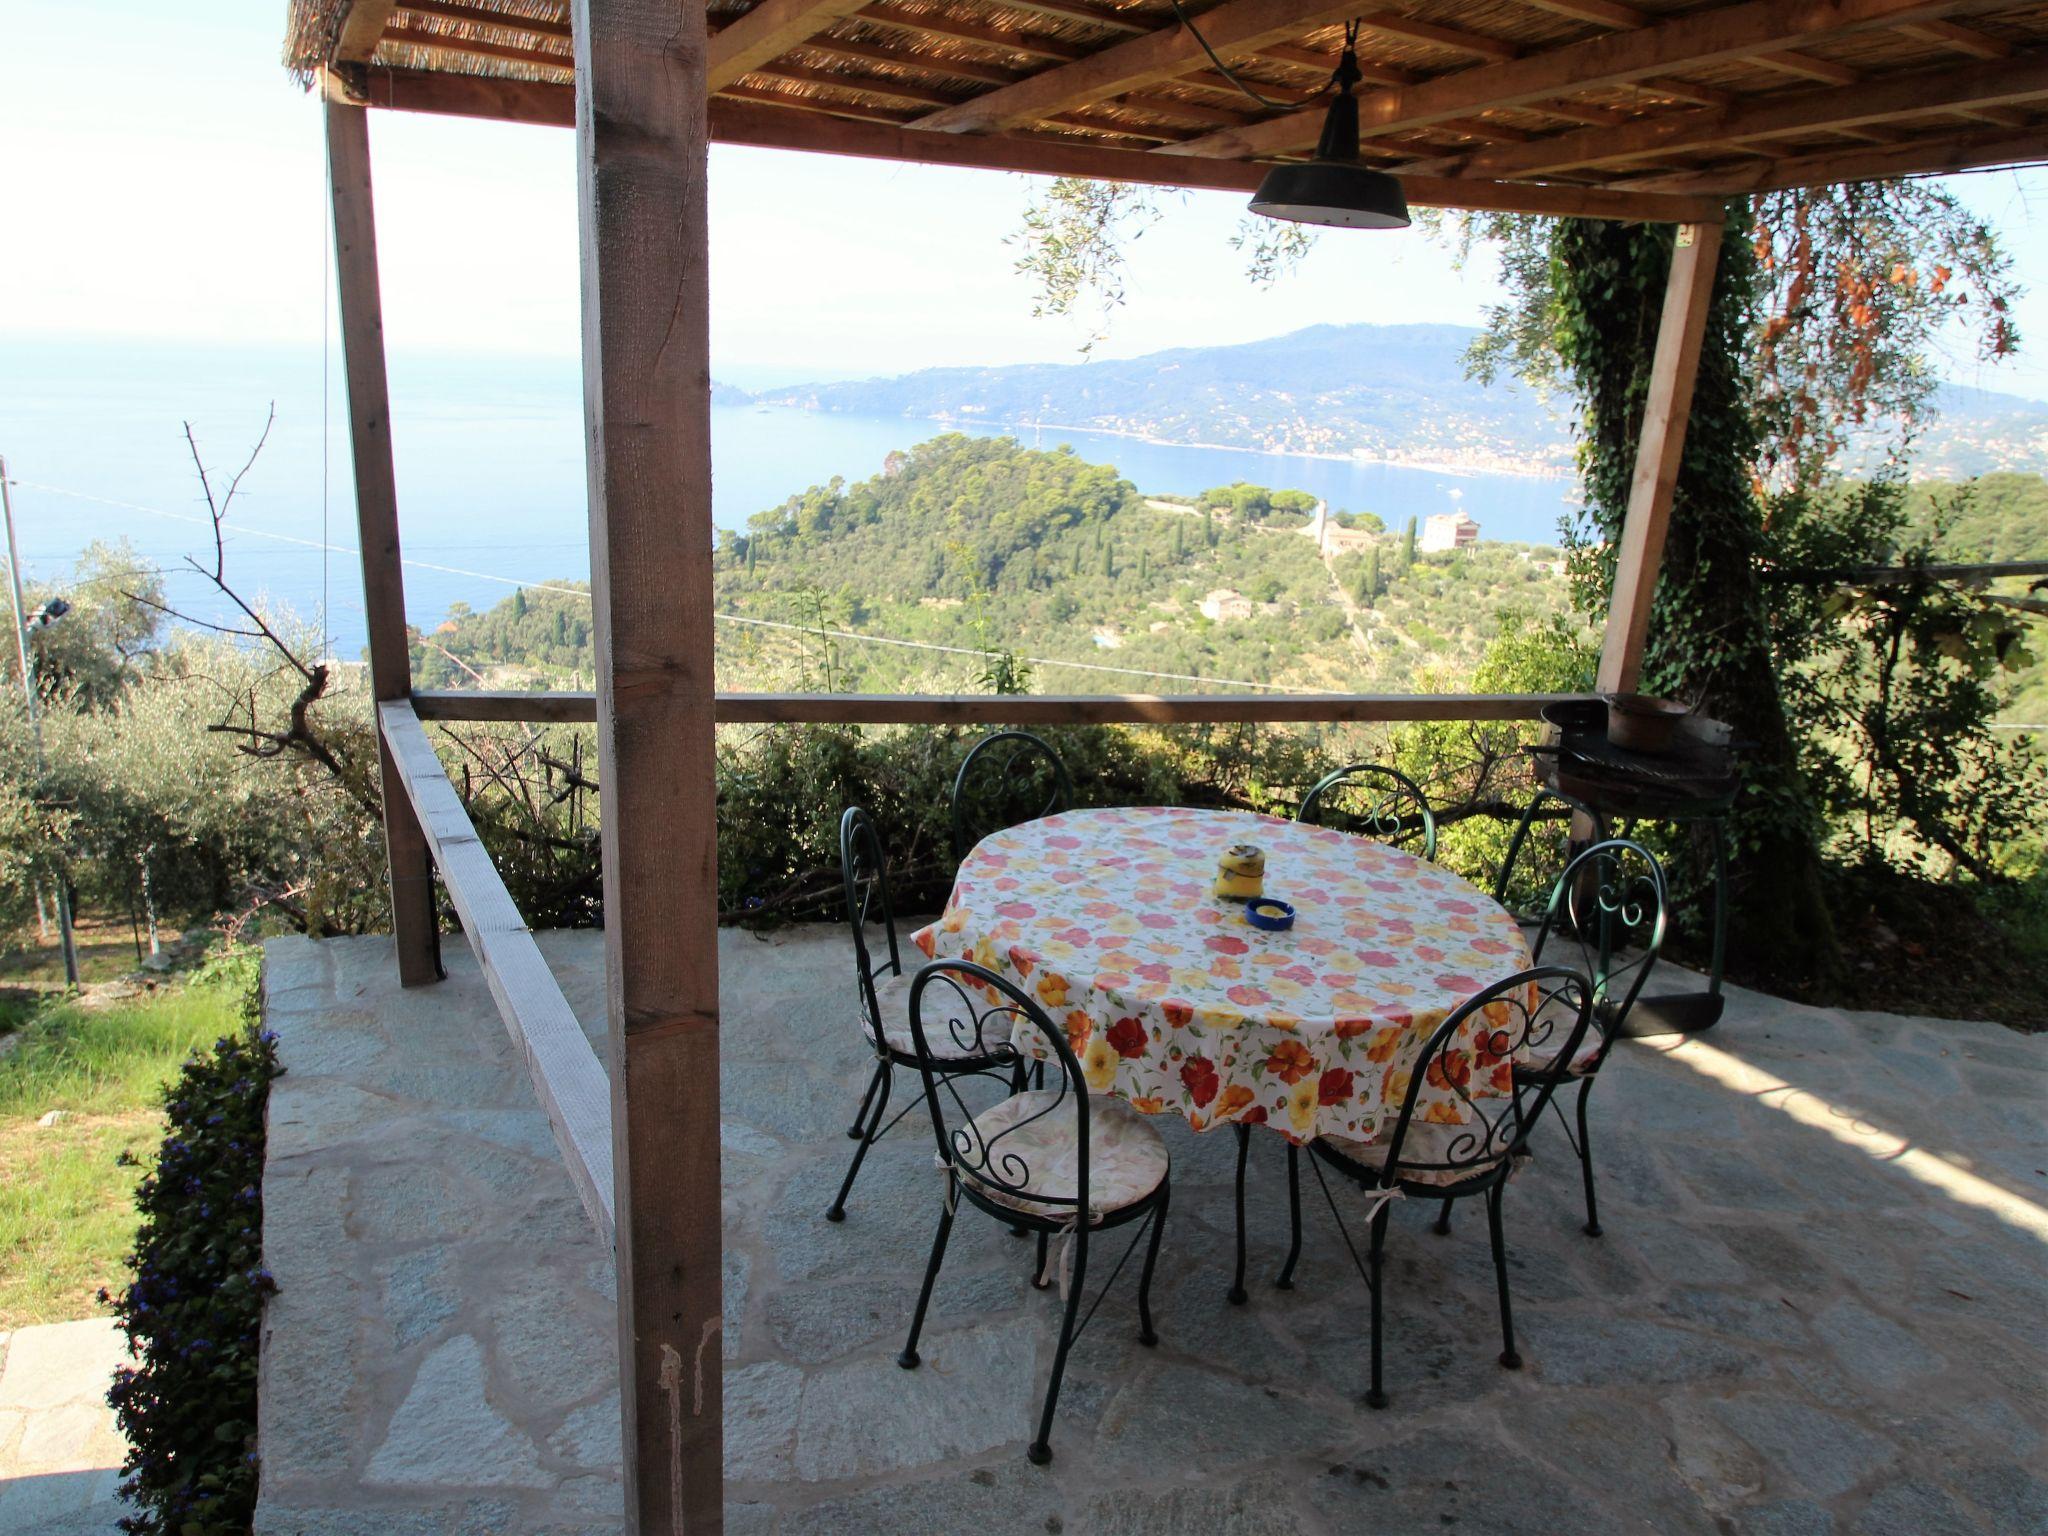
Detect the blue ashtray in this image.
<box><xmin>1245</xmin><ymin>898</ymin><xmax>1296</xmax><ymax>932</ymax></box>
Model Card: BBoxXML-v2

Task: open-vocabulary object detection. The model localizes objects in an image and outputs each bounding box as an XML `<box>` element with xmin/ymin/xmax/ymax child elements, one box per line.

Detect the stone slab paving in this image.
<box><xmin>257</xmin><ymin>929</ymin><xmax>2047</xmax><ymax>1535</ymax></box>
<box><xmin>0</xmin><ymin>1318</ymin><xmax>134</xmax><ymax>1534</ymax></box>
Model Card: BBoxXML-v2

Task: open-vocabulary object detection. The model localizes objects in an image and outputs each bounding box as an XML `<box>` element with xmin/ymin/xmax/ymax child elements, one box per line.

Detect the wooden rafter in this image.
<box><xmin>1437</xmin><ymin>51</ymin><xmax>2048</xmax><ymax>180</ymax></box>
<box><xmin>395</xmin><ymin>0</ymin><xmax>571</xmax><ymax>40</ymax></box>
<box><xmin>1161</xmin><ymin>0</ymin><xmax>2016</xmax><ymax>158</ymax></box>
<box><xmin>1615</xmin><ymin>124</ymin><xmax>2048</xmax><ymax>192</ymax></box>
<box><xmin>337</xmin><ymin>0</ymin><xmax>404</xmax><ymax>62</ymax></box>
<box><xmin>854</xmin><ymin>3</ymin><xmax>1089</xmax><ymax>62</ymax></box>
<box><xmin>382</xmin><ymin>20</ymin><xmax>570</xmax><ymax>70</ymax></box>
<box><xmin>911</xmin><ymin>0</ymin><xmax>1366</xmax><ymax>133</ymax></box>
<box><xmin>709</xmin><ymin>0</ymin><xmax>873</xmax><ymax>91</ymax></box>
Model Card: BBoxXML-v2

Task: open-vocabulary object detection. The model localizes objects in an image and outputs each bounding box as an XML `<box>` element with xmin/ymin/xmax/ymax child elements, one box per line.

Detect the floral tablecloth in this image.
<box><xmin>910</xmin><ymin>806</ymin><xmax>1533</xmax><ymax>1145</ymax></box>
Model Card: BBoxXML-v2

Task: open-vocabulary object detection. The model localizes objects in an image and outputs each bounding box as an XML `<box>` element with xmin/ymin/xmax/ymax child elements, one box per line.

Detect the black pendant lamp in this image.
<box><xmin>1248</xmin><ymin>37</ymin><xmax>1410</xmax><ymax>230</ymax></box>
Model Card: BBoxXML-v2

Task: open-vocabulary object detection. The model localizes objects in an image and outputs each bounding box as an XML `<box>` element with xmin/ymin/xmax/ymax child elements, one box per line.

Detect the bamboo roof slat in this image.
<box><xmin>289</xmin><ymin>0</ymin><xmax>2048</xmax><ymax>211</ymax></box>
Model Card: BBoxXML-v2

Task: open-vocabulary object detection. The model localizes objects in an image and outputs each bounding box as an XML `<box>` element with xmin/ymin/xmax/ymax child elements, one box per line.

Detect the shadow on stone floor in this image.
<box><xmin>255</xmin><ymin>928</ymin><xmax>2047</xmax><ymax>1536</ymax></box>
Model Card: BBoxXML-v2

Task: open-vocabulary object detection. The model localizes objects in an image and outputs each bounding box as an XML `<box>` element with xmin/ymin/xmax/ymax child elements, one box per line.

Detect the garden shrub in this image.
<box><xmin>102</xmin><ymin>947</ymin><xmax>280</xmax><ymax>1536</ymax></box>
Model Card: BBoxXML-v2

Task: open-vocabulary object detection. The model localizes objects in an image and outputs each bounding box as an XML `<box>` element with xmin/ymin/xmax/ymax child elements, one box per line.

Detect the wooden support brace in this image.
<box><xmin>325</xmin><ymin>99</ymin><xmax>439</xmax><ymax>988</ymax></box>
<box><xmin>1597</xmin><ymin>221</ymin><xmax>1726</xmax><ymax>695</ymax></box>
<box><xmin>569</xmin><ymin>0</ymin><xmax>724</xmax><ymax>1530</ymax></box>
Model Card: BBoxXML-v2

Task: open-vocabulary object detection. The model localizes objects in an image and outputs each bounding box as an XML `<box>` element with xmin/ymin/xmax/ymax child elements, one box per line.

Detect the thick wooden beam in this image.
<box><xmin>1163</xmin><ymin>0</ymin><xmax>2010</xmax><ymax>158</ymax></box>
<box><xmin>1900</xmin><ymin>17</ymin><xmax>2012</xmax><ymax>57</ymax></box>
<box><xmin>337</xmin><ymin>0</ymin><xmax>404</xmax><ymax>61</ymax></box>
<box><xmin>912</xmin><ymin>0</ymin><xmax>1365</xmax><ymax>133</ymax></box>
<box><xmin>1598</xmin><ymin>222</ymin><xmax>1724</xmax><ymax>695</ymax></box>
<box><xmin>707</xmin><ymin>96</ymin><xmax>1727</xmax><ymax>218</ymax></box>
<box><xmin>337</xmin><ymin>61</ymin><xmax>1728</xmax><ymax>219</ymax></box>
<box><xmin>1618</xmin><ymin>124</ymin><xmax>2048</xmax><ymax>192</ymax></box>
<box><xmin>709</xmin><ymin>0</ymin><xmax>872</xmax><ymax>90</ymax></box>
<box><xmin>1443</xmin><ymin>50</ymin><xmax>2048</xmax><ymax>180</ymax></box>
<box><xmin>324</xmin><ymin>100</ymin><xmax>439</xmax><ymax>990</ymax></box>
<box><xmin>378</xmin><ymin>701</ymin><xmax>615</xmax><ymax>1236</ymax></box>
<box><xmin>569</xmin><ymin>0</ymin><xmax>722</xmax><ymax>1531</ymax></box>
<box><xmin>410</xmin><ymin>688</ymin><xmax>1594</xmax><ymax>724</ymax></box>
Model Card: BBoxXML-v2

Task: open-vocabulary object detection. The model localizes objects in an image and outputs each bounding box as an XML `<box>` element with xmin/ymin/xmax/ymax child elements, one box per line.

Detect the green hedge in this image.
<box><xmin>102</xmin><ymin>951</ymin><xmax>280</xmax><ymax>1536</ymax></box>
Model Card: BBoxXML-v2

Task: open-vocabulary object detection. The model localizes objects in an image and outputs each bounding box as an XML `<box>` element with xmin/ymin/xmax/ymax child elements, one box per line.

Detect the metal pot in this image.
<box><xmin>1603</xmin><ymin>693</ymin><xmax>1689</xmax><ymax>755</ymax></box>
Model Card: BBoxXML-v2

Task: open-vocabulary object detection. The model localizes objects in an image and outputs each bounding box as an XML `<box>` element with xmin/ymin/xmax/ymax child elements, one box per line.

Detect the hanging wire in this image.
<box><xmin>319</xmin><ymin>178</ymin><xmax>332</xmax><ymax>662</ymax></box>
<box><xmin>1166</xmin><ymin>1</ymin><xmax>1352</xmax><ymax>113</ymax></box>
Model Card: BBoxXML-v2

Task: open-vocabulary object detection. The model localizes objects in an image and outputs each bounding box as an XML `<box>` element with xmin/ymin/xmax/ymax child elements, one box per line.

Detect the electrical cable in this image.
<box><xmin>1165</xmin><ymin>0</ymin><xmax>1349</xmax><ymax>113</ymax></box>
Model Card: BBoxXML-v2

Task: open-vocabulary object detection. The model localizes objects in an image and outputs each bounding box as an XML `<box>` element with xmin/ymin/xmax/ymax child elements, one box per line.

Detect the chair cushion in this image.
<box><xmin>1316</xmin><ymin>1126</ymin><xmax>1503</xmax><ymax>1190</ymax></box>
<box><xmin>1518</xmin><ymin>997</ymin><xmax>1605</xmax><ymax>1076</ymax></box>
<box><xmin>949</xmin><ymin>1089</ymin><xmax>1168</xmax><ymax>1220</ymax></box>
<box><xmin>868</xmin><ymin>971</ymin><xmax>1006</xmax><ymax>1061</ymax></box>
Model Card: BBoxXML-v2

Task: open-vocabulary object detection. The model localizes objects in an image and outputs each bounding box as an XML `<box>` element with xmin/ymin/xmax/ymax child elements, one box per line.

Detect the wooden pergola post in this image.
<box><xmin>326</xmin><ymin>98</ymin><xmax>439</xmax><ymax>988</ymax></box>
<box><xmin>569</xmin><ymin>1</ymin><xmax>725</xmax><ymax>1531</ymax></box>
<box><xmin>1597</xmin><ymin>219</ymin><xmax>1726</xmax><ymax>695</ymax></box>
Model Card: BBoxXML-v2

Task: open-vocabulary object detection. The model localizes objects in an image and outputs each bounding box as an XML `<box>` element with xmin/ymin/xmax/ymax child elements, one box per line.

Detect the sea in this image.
<box><xmin>2</xmin><ymin>336</ymin><xmax>1579</xmax><ymax>651</ymax></box>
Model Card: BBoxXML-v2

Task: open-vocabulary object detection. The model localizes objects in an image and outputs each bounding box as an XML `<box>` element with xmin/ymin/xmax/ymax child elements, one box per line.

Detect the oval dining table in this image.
<box><xmin>909</xmin><ymin>804</ymin><xmax>1535</xmax><ymax>1140</ymax></box>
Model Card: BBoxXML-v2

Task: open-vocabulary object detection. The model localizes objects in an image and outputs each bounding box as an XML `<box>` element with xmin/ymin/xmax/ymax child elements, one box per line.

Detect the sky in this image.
<box><xmin>4</xmin><ymin>0</ymin><xmax>2047</xmax><ymax>397</ymax></box>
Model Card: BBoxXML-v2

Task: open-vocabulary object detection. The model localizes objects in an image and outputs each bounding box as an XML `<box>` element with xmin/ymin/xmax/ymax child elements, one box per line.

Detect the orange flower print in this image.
<box><xmin>1333</xmin><ymin>1015</ymin><xmax>1374</xmax><ymax>1039</ymax></box>
<box><xmin>1382</xmin><ymin>1066</ymin><xmax>1412</xmax><ymax>1107</ymax></box>
<box><xmin>1180</xmin><ymin>1054</ymin><xmax>1220</xmax><ymax>1108</ymax></box>
<box><xmin>914</xmin><ymin>928</ymin><xmax>937</xmax><ymax>959</ymax></box>
<box><xmin>1264</xmin><ymin>1039</ymin><xmax>1316</xmax><ymax>1084</ymax></box>
<box><xmin>1423</xmin><ymin>1099</ymin><xmax>1466</xmax><ymax>1125</ymax></box>
<box><xmin>1426</xmin><ymin>1051</ymin><xmax>1473</xmax><ymax>1093</ymax></box>
<box><xmin>1364</xmin><ymin>1026</ymin><xmax>1405</xmax><ymax>1064</ymax></box>
<box><xmin>1064</xmin><ymin>1010</ymin><xmax>1094</xmax><ymax>1052</ymax></box>
<box><xmin>1129</xmin><ymin>1096</ymin><xmax>1165</xmax><ymax>1115</ymax></box>
<box><xmin>1215</xmin><ymin>1083</ymin><xmax>1257</xmax><ymax>1120</ymax></box>
<box><xmin>1162</xmin><ymin>1000</ymin><xmax>1194</xmax><ymax>1028</ymax></box>
<box><xmin>1036</xmin><ymin>973</ymin><xmax>1070</xmax><ymax>1009</ymax></box>
<box><xmin>1317</xmin><ymin>1066</ymin><xmax>1355</xmax><ymax>1105</ymax></box>
<box><xmin>1106</xmin><ymin>1016</ymin><xmax>1148</xmax><ymax>1059</ymax></box>
<box><xmin>1238</xmin><ymin>1103</ymin><xmax>1269</xmax><ymax>1126</ymax></box>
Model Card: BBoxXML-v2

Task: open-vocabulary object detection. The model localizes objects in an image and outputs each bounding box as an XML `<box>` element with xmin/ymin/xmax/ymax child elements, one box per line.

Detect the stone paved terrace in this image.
<box><xmin>255</xmin><ymin>928</ymin><xmax>2047</xmax><ymax>1535</ymax></box>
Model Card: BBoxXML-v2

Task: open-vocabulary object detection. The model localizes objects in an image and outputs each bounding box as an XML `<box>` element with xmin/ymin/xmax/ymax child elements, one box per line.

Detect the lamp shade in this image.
<box><xmin>1246</xmin><ymin>56</ymin><xmax>1411</xmax><ymax>230</ymax></box>
<box><xmin>1248</xmin><ymin>160</ymin><xmax>1410</xmax><ymax>229</ymax></box>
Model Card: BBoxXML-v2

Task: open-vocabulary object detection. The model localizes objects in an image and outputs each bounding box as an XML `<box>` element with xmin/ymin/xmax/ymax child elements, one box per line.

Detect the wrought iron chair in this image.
<box><xmin>898</xmin><ymin>959</ymin><xmax>1171</xmax><ymax>1466</ymax></box>
<box><xmin>1501</xmin><ymin>837</ymin><xmax>1667</xmax><ymax>1238</ymax></box>
<box><xmin>1490</xmin><ymin>787</ymin><xmax>1609</xmax><ymax>921</ymax></box>
<box><xmin>950</xmin><ymin>730</ymin><xmax>1074</xmax><ymax>864</ymax></box>
<box><xmin>1280</xmin><ymin>966</ymin><xmax>1594</xmax><ymax>1407</ymax></box>
<box><xmin>1297</xmin><ymin>763</ymin><xmax>1439</xmax><ymax>861</ymax></box>
<box><xmin>827</xmin><ymin>806</ymin><xmax>1014</xmax><ymax>1223</ymax></box>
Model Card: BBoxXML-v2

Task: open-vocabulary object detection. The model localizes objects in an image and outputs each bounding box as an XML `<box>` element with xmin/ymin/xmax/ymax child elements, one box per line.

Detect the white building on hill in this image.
<box><xmin>1419</xmin><ymin>512</ymin><xmax>1481</xmax><ymax>552</ymax></box>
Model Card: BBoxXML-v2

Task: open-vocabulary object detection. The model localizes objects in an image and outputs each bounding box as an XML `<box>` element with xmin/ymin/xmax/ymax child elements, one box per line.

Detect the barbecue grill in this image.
<box><xmin>1526</xmin><ymin>698</ymin><xmax>1740</xmax><ymax>1036</ymax></box>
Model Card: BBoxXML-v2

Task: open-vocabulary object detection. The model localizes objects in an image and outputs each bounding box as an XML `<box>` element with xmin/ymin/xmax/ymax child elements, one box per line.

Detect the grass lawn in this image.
<box><xmin>0</xmin><ymin>973</ymin><xmax>248</xmax><ymax>1327</ymax></box>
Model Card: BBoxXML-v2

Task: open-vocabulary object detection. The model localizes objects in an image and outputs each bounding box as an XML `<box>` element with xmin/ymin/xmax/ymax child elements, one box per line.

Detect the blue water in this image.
<box><xmin>2</xmin><ymin>336</ymin><xmax>1576</xmax><ymax>650</ymax></box>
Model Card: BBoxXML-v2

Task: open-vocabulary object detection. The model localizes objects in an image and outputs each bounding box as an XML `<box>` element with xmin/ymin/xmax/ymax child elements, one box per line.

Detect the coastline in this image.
<box><xmin>760</xmin><ymin>403</ymin><xmax>1574</xmax><ymax>482</ymax></box>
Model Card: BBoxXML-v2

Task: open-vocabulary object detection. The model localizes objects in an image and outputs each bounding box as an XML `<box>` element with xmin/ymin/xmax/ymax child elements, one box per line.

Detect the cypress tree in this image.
<box><xmin>1366</xmin><ymin>544</ymin><xmax>1382</xmax><ymax>602</ymax></box>
<box><xmin>1170</xmin><ymin>521</ymin><xmax>1185</xmax><ymax>560</ymax></box>
<box><xmin>1401</xmin><ymin>516</ymin><xmax>1418</xmax><ymax>568</ymax></box>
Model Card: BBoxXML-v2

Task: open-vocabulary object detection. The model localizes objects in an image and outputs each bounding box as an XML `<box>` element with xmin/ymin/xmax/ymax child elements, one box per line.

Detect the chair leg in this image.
<box><xmin>826</xmin><ymin>1060</ymin><xmax>890</xmax><ymax>1222</ymax></box>
<box><xmin>846</xmin><ymin>1058</ymin><xmax>885</xmax><ymax>1139</ymax></box>
<box><xmin>1488</xmin><ymin>1182</ymin><xmax>1521</xmax><ymax>1370</ymax></box>
<box><xmin>1433</xmin><ymin>1197</ymin><xmax>1453</xmax><ymax>1236</ymax></box>
<box><xmin>1136</xmin><ymin>1190</ymin><xmax>1168</xmax><ymax>1347</ymax></box>
<box><xmin>896</xmin><ymin>1189</ymin><xmax>955</xmax><ymax>1370</ymax></box>
<box><xmin>1029</xmin><ymin>1231</ymin><xmax>1089</xmax><ymax>1465</ymax></box>
<box><xmin>1033</xmin><ymin>1230</ymin><xmax>1052</xmax><ymax>1289</ymax></box>
<box><xmin>1228</xmin><ymin>1121</ymin><xmax>1251</xmax><ymax>1305</ymax></box>
<box><xmin>1276</xmin><ymin>1143</ymin><xmax>1303</xmax><ymax>1290</ymax></box>
<box><xmin>1367</xmin><ymin>1202</ymin><xmax>1391</xmax><ymax>1410</ymax></box>
<box><xmin>1575</xmin><ymin>1076</ymin><xmax>1602</xmax><ymax>1238</ymax></box>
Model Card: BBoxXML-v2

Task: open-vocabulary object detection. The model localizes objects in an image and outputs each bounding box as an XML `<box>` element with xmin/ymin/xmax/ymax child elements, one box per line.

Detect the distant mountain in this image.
<box><xmin>747</xmin><ymin>324</ymin><xmax>1572</xmax><ymax>475</ymax></box>
<box><xmin>740</xmin><ymin>322</ymin><xmax>2048</xmax><ymax>480</ymax></box>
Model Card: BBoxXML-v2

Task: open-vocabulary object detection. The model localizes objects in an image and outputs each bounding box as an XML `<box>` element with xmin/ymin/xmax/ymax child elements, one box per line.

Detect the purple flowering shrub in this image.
<box><xmin>102</xmin><ymin>1007</ymin><xmax>281</xmax><ymax>1536</ymax></box>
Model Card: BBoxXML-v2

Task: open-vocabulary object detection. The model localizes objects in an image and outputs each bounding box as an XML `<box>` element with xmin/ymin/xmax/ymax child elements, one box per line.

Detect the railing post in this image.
<box><xmin>570</xmin><ymin>2</ymin><xmax>725</xmax><ymax>1531</ymax></box>
<box><xmin>325</xmin><ymin>96</ymin><xmax>438</xmax><ymax>987</ymax></box>
<box><xmin>1597</xmin><ymin>219</ymin><xmax>1725</xmax><ymax>696</ymax></box>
